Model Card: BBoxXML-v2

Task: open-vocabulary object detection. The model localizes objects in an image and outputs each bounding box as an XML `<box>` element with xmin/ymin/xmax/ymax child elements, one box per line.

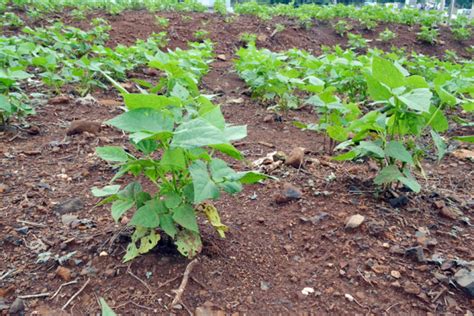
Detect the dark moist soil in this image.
<box><xmin>1</xmin><ymin>10</ymin><xmax>474</xmax><ymax>316</ymax></box>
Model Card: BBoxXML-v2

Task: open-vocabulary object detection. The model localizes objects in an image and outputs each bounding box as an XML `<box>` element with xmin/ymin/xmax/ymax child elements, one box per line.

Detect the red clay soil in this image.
<box><xmin>1</xmin><ymin>10</ymin><xmax>473</xmax><ymax>315</ymax></box>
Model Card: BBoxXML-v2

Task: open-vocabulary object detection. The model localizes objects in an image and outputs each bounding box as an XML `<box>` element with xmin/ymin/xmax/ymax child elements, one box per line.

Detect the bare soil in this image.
<box><xmin>1</xmin><ymin>10</ymin><xmax>473</xmax><ymax>315</ymax></box>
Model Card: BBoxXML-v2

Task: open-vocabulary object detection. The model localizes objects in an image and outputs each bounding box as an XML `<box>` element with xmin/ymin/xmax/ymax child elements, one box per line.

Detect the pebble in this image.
<box><xmin>345</xmin><ymin>214</ymin><xmax>365</xmax><ymax>229</ymax></box>
<box><xmin>404</xmin><ymin>246</ymin><xmax>425</xmax><ymax>263</ymax></box>
<box><xmin>260</xmin><ymin>281</ymin><xmax>270</xmax><ymax>291</ymax></box>
<box><xmin>0</xmin><ymin>183</ymin><xmax>8</xmax><ymax>193</ymax></box>
<box><xmin>9</xmin><ymin>297</ymin><xmax>25</xmax><ymax>314</ymax></box>
<box><xmin>15</xmin><ymin>226</ymin><xmax>29</xmax><ymax>235</ymax></box>
<box><xmin>389</xmin><ymin>195</ymin><xmax>409</xmax><ymax>208</ymax></box>
<box><xmin>53</xmin><ymin>198</ymin><xmax>84</xmax><ymax>214</ymax></box>
<box><xmin>285</xmin><ymin>147</ymin><xmax>305</xmax><ymax>168</ymax></box>
<box><xmin>403</xmin><ymin>281</ymin><xmax>421</xmax><ymax>295</ymax></box>
<box><xmin>439</xmin><ymin>207</ymin><xmax>461</xmax><ymax>220</ymax></box>
<box><xmin>275</xmin><ymin>183</ymin><xmax>302</xmax><ymax>204</ymax></box>
<box><xmin>454</xmin><ymin>268</ymin><xmax>474</xmax><ymax>298</ymax></box>
<box><xmin>301</xmin><ymin>287</ymin><xmax>314</xmax><ymax>295</ymax></box>
<box><xmin>391</xmin><ymin>270</ymin><xmax>401</xmax><ymax>279</ymax></box>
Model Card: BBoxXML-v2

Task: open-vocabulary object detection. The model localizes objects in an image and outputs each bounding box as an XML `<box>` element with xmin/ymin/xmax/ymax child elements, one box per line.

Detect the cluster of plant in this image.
<box><xmin>92</xmin><ymin>43</ymin><xmax>266</xmax><ymax>261</ymax></box>
<box><xmin>451</xmin><ymin>16</ymin><xmax>472</xmax><ymax>41</ymax></box>
<box><xmin>0</xmin><ymin>18</ymin><xmax>169</xmax><ymax>126</ymax></box>
<box><xmin>377</xmin><ymin>28</ymin><xmax>396</xmax><ymax>42</ymax></box>
<box><xmin>347</xmin><ymin>33</ymin><xmax>370</xmax><ymax>50</ymax></box>
<box><xmin>234</xmin><ymin>44</ymin><xmax>474</xmax><ymax>193</ymax></box>
<box><xmin>234</xmin><ymin>2</ymin><xmax>474</xmax><ymax>36</ymax></box>
<box><xmin>417</xmin><ymin>25</ymin><xmax>439</xmax><ymax>44</ymax></box>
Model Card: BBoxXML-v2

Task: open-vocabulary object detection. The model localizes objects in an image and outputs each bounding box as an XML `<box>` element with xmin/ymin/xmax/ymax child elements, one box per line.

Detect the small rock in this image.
<box><xmin>275</xmin><ymin>183</ymin><xmax>302</xmax><ymax>204</ymax></box>
<box><xmin>26</xmin><ymin>125</ymin><xmax>40</xmax><ymax>135</ymax></box>
<box><xmin>301</xmin><ymin>287</ymin><xmax>314</xmax><ymax>295</ymax></box>
<box><xmin>216</xmin><ymin>54</ymin><xmax>227</xmax><ymax>61</ymax></box>
<box><xmin>75</xmin><ymin>94</ymin><xmax>97</xmax><ymax>107</ymax></box>
<box><xmin>49</xmin><ymin>95</ymin><xmax>70</xmax><ymax>105</ymax></box>
<box><xmin>433</xmin><ymin>200</ymin><xmax>445</xmax><ymax>209</ymax></box>
<box><xmin>371</xmin><ymin>264</ymin><xmax>389</xmax><ymax>274</ymax></box>
<box><xmin>56</xmin><ymin>266</ymin><xmax>72</xmax><ymax>281</ymax></box>
<box><xmin>80</xmin><ymin>266</ymin><xmax>98</xmax><ymax>276</ymax></box>
<box><xmin>403</xmin><ymin>281</ymin><xmax>421</xmax><ymax>295</ymax></box>
<box><xmin>285</xmin><ymin>147</ymin><xmax>305</xmax><ymax>168</ymax></box>
<box><xmin>391</xmin><ymin>270</ymin><xmax>401</xmax><ymax>279</ymax></box>
<box><xmin>439</xmin><ymin>207</ymin><xmax>461</xmax><ymax>220</ymax></box>
<box><xmin>433</xmin><ymin>272</ymin><xmax>449</xmax><ymax>284</ymax></box>
<box><xmin>66</xmin><ymin>120</ymin><xmax>101</xmax><ymax>136</ymax></box>
<box><xmin>61</xmin><ymin>214</ymin><xmax>78</xmax><ymax>226</ymax></box>
<box><xmin>104</xmin><ymin>269</ymin><xmax>116</xmax><ymax>278</ymax></box>
<box><xmin>0</xmin><ymin>183</ymin><xmax>8</xmax><ymax>193</ymax></box>
<box><xmin>454</xmin><ymin>269</ymin><xmax>474</xmax><ymax>298</ymax></box>
<box><xmin>345</xmin><ymin>214</ymin><xmax>365</xmax><ymax>229</ymax></box>
<box><xmin>273</xmin><ymin>151</ymin><xmax>287</xmax><ymax>162</ymax></box>
<box><xmin>53</xmin><ymin>198</ymin><xmax>84</xmax><ymax>214</ymax></box>
<box><xmin>260</xmin><ymin>281</ymin><xmax>270</xmax><ymax>291</ymax></box>
<box><xmin>228</xmin><ymin>98</ymin><xmax>244</xmax><ymax>104</ymax></box>
<box><xmin>15</xmin><ymin>227</ymin><xmax>29</xmax><ymax>235</ymax></box>
<box><xmin>257</xmin><ymin>34</ymin><xmax>268</xmax><ymax>42</ymax></box>
<box><xmin>405</xmin><ymin>246</ymin><xmax>425</xmax><ymax>263</ymax></box>
<box><xmin>263</xmin><ymin>114</ymin><xmax>274</xmax><ymax>123</ymax></box>
<box><xmin>389</xmin><ymin>245</ymin><xmax>405</xmax><ymax>255</ymax></box>
<box><xmin>9</xmin><ymin>297</ymin><xmax>25</xmax><ymax>314</ymax></box>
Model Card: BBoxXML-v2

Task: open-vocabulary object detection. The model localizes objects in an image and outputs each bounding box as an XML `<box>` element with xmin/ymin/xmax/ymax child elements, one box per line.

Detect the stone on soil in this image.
<box><xmin>403</xmin><ymin>281</ymin><xmax>421</xmax><ymax>295</ymax></box>
<box><xmin>9</xmin><ymin>298</ymin><xmax>25</xmax><ymax>314</ymax></box>
<box><xmin>345</xmin><ymin>214</ymin><xmax>365</xmax><ymax>229</ymax></box>
<box><xmin>56</xmin><ymin>266</ymin><xmax>72</xmax><ymax>281</ymax></box>
<box><xmin>53</xmin><ymin>198</ymin><xmax>84</xmax><ymax>214</ymax></box>
<box><xmin>275</xmin><ymin>183</ymin><xmax>302</xmax><ymax>204</ymax></box>
<box><xmin>454</xmin><ymin>269</ymin><xmax>474</xmax><ymax>298</ymax></box>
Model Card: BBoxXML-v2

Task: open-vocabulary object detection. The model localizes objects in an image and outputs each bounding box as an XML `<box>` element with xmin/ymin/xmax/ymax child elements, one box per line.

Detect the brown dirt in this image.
<box><xmin>1</xmin><ymin>10</ymin><xmax>473</xmax><ymax>316</ymax></box>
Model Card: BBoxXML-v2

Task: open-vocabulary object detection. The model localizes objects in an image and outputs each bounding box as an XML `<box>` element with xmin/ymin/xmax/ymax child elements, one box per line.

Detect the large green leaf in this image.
<box><xmin>398</xmin><ymin>88</ymin><xmax>432</xmax><ymax>113</ymax></box>
<box><xmin>385</xmin><ymin>141</ymin><xmax>414</xmax><ymax>165</ymax></box>
<box><xmin>453</xmin><ymin>135</ymin><xmax>474</xmax><ymax>143</ymax></box>
<box><xmin>159</xmin><ymin>214</ymin><xmax>177</xmax><ymax>238</ymax></box>
<box><xmin>365</xmin><ymin>74</ymin><xmax>392</xmax><ymax>101</ymax></box>
<box><xmin>161</xmin><ymin>147</ymin><xmax>186</xmax><ymax>171</ymax></box>
<box><xmin>91</xmin><ymin>185</ymin><xmax>121</xmax><ymax>197</ymax></box>
<box><xmin>372</xmin><ymin>56</ymin><xmax>405</xmax><ymax>89</ymax></box>
<box><xmin>123</xmin><ymin>94</ymin><xmax>182</xmax><ymax>110</ymax></box>
<box><xmin>171</xmin><ymin>118</ymin><xmax>228</xmax><ymax>148</ymax></box>
<box><xmin>189</xmin><ymin>160</ymin><xmax>220</xmax><ymax>203</ymax></box>
<box><xmin>327</xmin><ymin>125</ymin><xmax>349</xmax><ymax>142</ymax></box>
<box><xmin>0</xmin><ymin>95</ymin><xmax>12</xmax><ymax>113</ymax></box>
<box><xmin>106</xmin><ymin>108</ymin><xmax>174</xmax><ymax>133</ymax></box>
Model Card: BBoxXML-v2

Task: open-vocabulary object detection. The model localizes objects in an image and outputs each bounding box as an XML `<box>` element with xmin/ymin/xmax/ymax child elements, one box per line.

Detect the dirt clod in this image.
<box><xmin>66</xmin><ymin>120</ymin><xmax>101</xmax><ymax>136</ymax></box>
<box><xmin>403</xmin><ymin>281</ymin><xmax>421</xmax><ymax>295</ymax></box>
<box><xmin>285</xmin><ymin>147</ymin><xmax>305</xmax><ymax>168</ymax></box>
<box><xmin>275</xmin><ymin>183</ymin><xmax>303</xmax><ymax>204</ymax></box>
<box><xmin>53</xmin><ymin>198</ymin><xmax>84</xmax><ymax>214</ymax></box>
<box><xmin>49</xmin><ymin>95</ymin><xmax>70</xmax><ymax>105</ymax></box>
<box><xmin>56</xmin><ymin>266</ymin><xmax>72</xmax><ymax>281</ymax></box>
<box><xmin>9</xmin><ymin>297</ymin><xmax>25</xmax><ymax>315</ymax></box>
<box><xmin>439</xmin><ymin>207</ymin><xmax>461</xmax><ymax>220</ymax></box>
<box><xmin>345</xmin><ymin>214</ymin><xmax>365</xmax><ymax>229</ymax></box>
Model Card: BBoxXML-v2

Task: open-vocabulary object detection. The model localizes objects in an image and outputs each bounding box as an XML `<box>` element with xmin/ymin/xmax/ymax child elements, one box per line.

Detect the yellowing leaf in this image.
<box><xmin>138</xmin><ymin>230</ymin><xmax>160</xmax><ymax>254</ymax></box>
<box><xmin>200</xmin><ymin>203</ymin><xmax>228</xmax><ymax>238</ymax></box>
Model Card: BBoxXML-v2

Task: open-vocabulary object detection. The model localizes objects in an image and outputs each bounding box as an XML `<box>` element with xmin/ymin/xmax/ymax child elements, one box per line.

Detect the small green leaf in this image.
<box><xmin>358</xmin><ymin>141</ymin><xmax>385</xmax><ymax>158</ymax></box>
<box><xmin>99</xmin><ymin>298</ymin><xmax>117</xmax><ymax>316</ymax></box>
<box><xmin>172</xmin><ymin>204</ymin><xmax>199</xmax><ymax>233</ymax></box>
<box><xmin>398</xmin><ymin>175</ymin><xmax>421</xmax><ymax>193</ymax></box>
<box><xmin>92</xmin><ymin>185</ymin><xmax>121</xmax><ymax>197</ymax></box>
<box><xmin>96</xmin><ymin>146</ymin><xmax>129</xmax><ymax>162</ymax></box>
<box><xmin>327</xmin><ymin>125</ymin><xmax>349</xmax><ymax>142</ymax></box>
<box><xmin>385</xmin><ymin>141</ymin><xmax>414</xmax><ymax>165</ymax></box>
<box><xmin>106</xmin><ymin>108</ymin><xmax>173</xmax><ymax>133</ymax></box>
<box><xmin>430</xmin><ymin>131</ymin><xmax>447</xmax><ymax>162</ymax></box>
<box><xmin>159</xmin><ymin>214</ymin><xmax>177</xmax><ymax>239</ymax></box>
<box><xmin>171</xmin><ymin>118</ymin><xmax>227</xmax><ymax>149</ymax></box>
<box><xmin>129</xmin><ymin>199</ymin><xmax>160</xmax><ymax>228</ymax></box>
<box><xmin>374</xmin><ymin>165</ymin><xmax>402</xmax><ymax>185</ymax></box>
<box><xmin>111</xmin><ymin>199</ymin><xmax>134</xmax><ymax>222</ymax></box>
<box><xmin>453</xmin><ymin>135</ymin><xmax>474</xmax><ymax>143</ymax></box>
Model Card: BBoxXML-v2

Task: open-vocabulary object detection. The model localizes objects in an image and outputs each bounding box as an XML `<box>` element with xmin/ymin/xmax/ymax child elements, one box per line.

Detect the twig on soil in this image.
<box><xmin>357</xmin><ymin>268</ymin><xmax>375</xmax><ymax>288</ymax></box>
<box><xmin>431</xmin><ymin>285</ymin><xmax>447</xmax><ymax>303</ymax></box>
<box><xmin>19</xmin><ymin>292</ymin><xmax>51</xmax><ymax>299</ymax></box>
<box><xmin>157</xmin><ymin>275</ymin><xmax>181</xmax><ymax>289</ymax></box>
<box><xmin>191</xmin><ymin>276</ymin><xmax>207</xmax><ymax>288</ymax></box>
<box><xmin>169</xmin><ymin>258</ymin><xmax>199</xmax><ymax>308</ymax></box>
<box><xmin>50</xmin><ymin>279</ymin><xmax>78</xmax><ymax>300</ymax></box>
<box><xmin>385</xmin><ymin>302</ymin><xmax>400</xmax><ymax>312</ymax></box>
<box><xmin>127</xmin><ymin>265</ymin><xmax>152</xmax><ymax>293</ymax></box>
<box><xmin>181</xmin><ymin>302</ymin><xmax>193</xmax><ymax>316</ymax></box>
<box><xmin>0</xmin><ymin>269</ymin><xmax>16</xmax><ymax>281</ymax></box>
<box><xmin>16</xmin><ymin>219</ymin><xmax>47</xmax><ymax>228</ymax></box>
<box><xmin>61</xmin><ymin>278</ymin><xmax>90</xmax><ymax>310</ymax></box>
